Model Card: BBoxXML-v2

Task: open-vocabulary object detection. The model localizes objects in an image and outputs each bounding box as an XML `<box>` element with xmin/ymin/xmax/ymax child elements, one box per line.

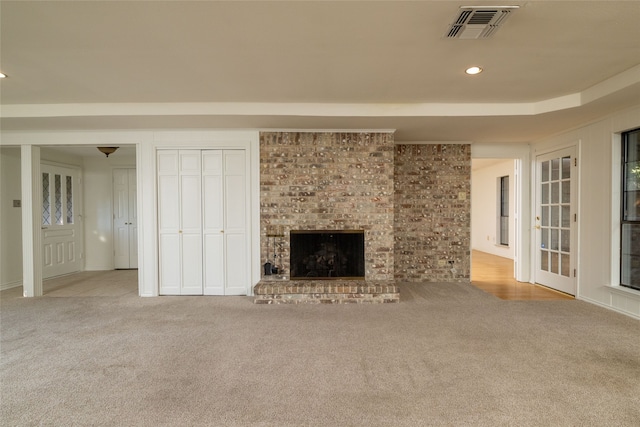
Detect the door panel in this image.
<box><xmin>225</xmin><ymin>233</ymin><xmax>248</xmax><ymax>295</ymax></box>
<box><xmin>113</xmin><ymin>169</ymin><xmax>138</xmax><ymax>269</ymax></box>
<box><xmin>159</xmin><ymin>234</ymin><xmax>181</xmax><ymax>295</ymax></box>
<box><xmin>181</xmin><ymin>233</ymin><xmax>203</xmax><ymax>295</ymax></box>
<box><xmin>535</xmin><ymin>147</ymin><xmax>577</xmax><ymax>295</ymax></box>
<box><xmin>202</xmin><ymin>151</ymin><xmax>224</xmax><ymax>295</ymax></box>
<box><xmin>223</xmin><ymin>150</ymin><xmax>249</xmax><ymax>295</ymax></box>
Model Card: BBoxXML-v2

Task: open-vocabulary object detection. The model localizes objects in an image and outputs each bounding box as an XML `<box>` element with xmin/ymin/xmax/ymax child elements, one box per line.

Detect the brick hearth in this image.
<box><xmin>254</xmin><ymin>279</ymin><xmax>399</xmax><ymax>304</ymax></box>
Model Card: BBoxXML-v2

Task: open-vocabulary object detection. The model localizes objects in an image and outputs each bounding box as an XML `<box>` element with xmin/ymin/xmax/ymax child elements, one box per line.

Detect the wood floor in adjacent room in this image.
<box><xmin>471</xmin><ymin>250</ymin><xmax>573</xmax><ymax>300</ymax></box>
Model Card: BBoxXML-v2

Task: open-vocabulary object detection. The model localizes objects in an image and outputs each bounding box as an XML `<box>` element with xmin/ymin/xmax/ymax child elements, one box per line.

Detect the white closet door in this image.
<box><xmin>128</xmin><ymin>169</ymin><xmax>138</xmax><ymax>268</ymax></box>
<box><xmin>202</xmin><ymin>151</ymin><xmax>225</xmax><ymax>295</ymax></box>
<box><xmin>158</xmin><ymin>148</ymin><xmax>249</xmax><ymax>296</ymax></box>
<box><xmin>223</xmin><ymin>150</ymin><xmax>249</xmax><ymax>295</ymax></box>
<box><xmin>113</xmin><ymin>169</ymin><xmax>138</xmax><ymax>269</ymax></box>
<box><xmin>158</xmin><ymin>151</ymin><xmax>182</xmax><ymax>295</ymax></box>
<box><xmin>178</xmin><ymin>151</ymin><xmax>203</xmax><ymax>295</ymax></box>
<box><xmin>158</xmin><ymin>150</ymin><xmax>204</xmax><ymax>295</ymax></box>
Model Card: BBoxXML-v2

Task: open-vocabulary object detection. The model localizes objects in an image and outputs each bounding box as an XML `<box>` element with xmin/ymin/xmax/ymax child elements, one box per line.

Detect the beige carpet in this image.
<box><xmin>1</xmin><ymin>275</ymin><xmax>639</xmax><ymax>426</ymax></box>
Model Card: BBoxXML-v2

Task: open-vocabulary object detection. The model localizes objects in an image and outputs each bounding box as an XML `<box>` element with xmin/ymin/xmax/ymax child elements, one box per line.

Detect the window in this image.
<box><xmin>621</xmin><ymin>128</ymin><xmax>640</xmax><ymax>291</ymax></box>
<box><xmin>41</xmin><ymin>168</ymin><xmax>74</xmax><ymax>227</ymax></box>
<box><xmin>499</xmin><ymin>176</ymin><xmax>509</xmax><ymax>246</ymax></box>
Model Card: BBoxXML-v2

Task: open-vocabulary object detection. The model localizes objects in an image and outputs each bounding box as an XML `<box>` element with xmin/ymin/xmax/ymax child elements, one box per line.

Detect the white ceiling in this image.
<box><xmin>1</xmin><ymin>1</ymin><xmax>639</xmax><ymax>142</ymax></box>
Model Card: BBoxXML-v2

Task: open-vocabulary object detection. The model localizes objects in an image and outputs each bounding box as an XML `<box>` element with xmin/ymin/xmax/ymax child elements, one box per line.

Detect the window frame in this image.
<box><xmin>620</xmin><ymin>128</ymin><xmax>640</xmax><ymax>291</ymax></box>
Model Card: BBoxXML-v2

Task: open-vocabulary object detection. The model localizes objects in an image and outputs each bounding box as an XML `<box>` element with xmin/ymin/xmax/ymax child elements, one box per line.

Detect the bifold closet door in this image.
<box><xmin>202</xmin><ymin>150</ymin><xmax>248</xmax><ymax>295</ymax></box>
<box><xmin>158</xmin><ymin>150</ymin><xmax>203</xmax><ymax>295</ymax></box>
<box><xmin>158</xmin><ymin>149</ymin><xmax>249</xmax><ymax>296</ymax></box>
<box><xmin>221</xmin><ymin>150</ymin><xmax>249</xmax><ymax>295</ymax></box>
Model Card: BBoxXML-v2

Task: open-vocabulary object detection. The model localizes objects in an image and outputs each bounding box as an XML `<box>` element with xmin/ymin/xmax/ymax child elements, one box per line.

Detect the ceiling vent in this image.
<box><xmin>445</xmin><ymin>6</ymin><xmax>518</xmax><ymax>39</ymax></box>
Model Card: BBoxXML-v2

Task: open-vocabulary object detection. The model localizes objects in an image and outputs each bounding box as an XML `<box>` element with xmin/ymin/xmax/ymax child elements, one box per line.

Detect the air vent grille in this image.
<box><xmin>445</xmin><ymin>7</ymin><xmax>517</xmax><ymax>39</ymax></box>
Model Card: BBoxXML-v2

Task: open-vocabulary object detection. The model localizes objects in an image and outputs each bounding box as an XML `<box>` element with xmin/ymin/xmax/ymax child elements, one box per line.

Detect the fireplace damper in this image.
<box><xmin>290</xmin><ymin>230</ymin><xmax>365</xmax><ymax>279</ymax></box>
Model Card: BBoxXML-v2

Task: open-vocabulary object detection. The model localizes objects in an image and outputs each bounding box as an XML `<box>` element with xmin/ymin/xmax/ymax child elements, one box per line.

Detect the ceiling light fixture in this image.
<box><xmin>0</xmin><ymin>73</ymin><xmax>6</xmax><ymax>79</ymax></box>
<box><xmin>465</xmin><ymin>66</ymin><xmax>483</xmax><ymax>75</ymax></box>
<box><xmin>97</xmin><ymin>147</ymin><xmax>119</xmax><ymax>157</ymax></box>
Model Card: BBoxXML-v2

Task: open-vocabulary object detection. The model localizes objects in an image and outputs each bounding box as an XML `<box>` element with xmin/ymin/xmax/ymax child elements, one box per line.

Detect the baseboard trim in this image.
<box><xmin>578</xmin><ymin>295</ymin><xmax>640</xmax><ymax>320</ymax></box>
<box><xmin>1</xmin><ymin>280</ymin><xmax>22</xmax><ymax>291</ymax></box>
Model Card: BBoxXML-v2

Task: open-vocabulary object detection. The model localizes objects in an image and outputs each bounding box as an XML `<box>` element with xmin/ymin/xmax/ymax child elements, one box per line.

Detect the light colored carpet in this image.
<box><xmin>1</xmin><ymin>275</ymin><xmax>639</xmax><ymax>426</ymax></box>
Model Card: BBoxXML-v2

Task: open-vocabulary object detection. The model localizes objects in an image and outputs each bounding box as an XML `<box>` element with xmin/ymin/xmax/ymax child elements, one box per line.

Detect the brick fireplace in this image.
<box><xmin>255</xmin><ymin>132</ymin><xmax>398</xmax><ymax>303</ymax></box>
<box><xmin>254</xmin><ymin>132</ymin><xmax>470</xmax><ymax>303</ymax></box>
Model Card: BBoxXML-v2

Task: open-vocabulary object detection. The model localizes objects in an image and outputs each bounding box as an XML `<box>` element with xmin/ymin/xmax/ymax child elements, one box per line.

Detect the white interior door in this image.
<box><xmin>41</xmin><ymin>164</ymin><xmax>82</xmax><ymax>279</ymax></box>
<box><xmin>113</xmin><ymin>168</ymin><xmax>138</xmax><ymax>269</ymax></box>
<box><xmin>535</xmin><ymin>147</ymin><xmax>577</xmax><ymax>295</ymax></box>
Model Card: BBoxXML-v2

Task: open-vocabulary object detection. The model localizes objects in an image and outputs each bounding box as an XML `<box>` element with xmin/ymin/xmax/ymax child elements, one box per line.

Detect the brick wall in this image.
<box><xmin>260</xmin><ymin>132</ymin><xmax>395</xmax><ymax>281</ymax></box>
<box><xmin>394</xmin><ymin>144</ymin><xmax>471</xmax><ymax>282</ymax></box>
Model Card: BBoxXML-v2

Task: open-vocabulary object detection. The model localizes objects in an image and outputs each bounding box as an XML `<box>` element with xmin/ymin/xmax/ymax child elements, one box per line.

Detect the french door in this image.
<box><xmin>41</xmin><ymin>164</ymin><xmax>82</xmax><ymax>278</ymax></box>
<box><xmin>534</xmin><ymin>147</ymin><xmax>577</xmax><ymax>295</ymax></box>
<box><xmin>157</xmin><ymin>149</ymin><xmax>249</xmax><ymax>295</ymax></box>
<box><xmin>113</xmin><ymin>169</ymin><xmax>138</xmax><ymax>269</ymax></box>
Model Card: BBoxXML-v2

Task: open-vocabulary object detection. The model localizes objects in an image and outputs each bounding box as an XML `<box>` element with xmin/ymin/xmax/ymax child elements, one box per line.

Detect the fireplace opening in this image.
<box><xmin>290</xmin><ymin>230</ymin><xmax>365</xmax><ymax>279</ymax></box>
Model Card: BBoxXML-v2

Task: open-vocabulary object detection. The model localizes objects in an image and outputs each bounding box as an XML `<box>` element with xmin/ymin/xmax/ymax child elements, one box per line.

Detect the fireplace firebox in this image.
<box><xmin>290</xmin><ymin>230</ymin><xmax>365</xmax><ymax>279</ymax></box>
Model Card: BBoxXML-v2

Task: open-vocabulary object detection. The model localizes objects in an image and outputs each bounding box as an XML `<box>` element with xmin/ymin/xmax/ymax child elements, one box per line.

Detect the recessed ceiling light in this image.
<box><xmin>465</xmin><ymin>66</ymin><xmax>483</xmax><ymax>75</ymax></box>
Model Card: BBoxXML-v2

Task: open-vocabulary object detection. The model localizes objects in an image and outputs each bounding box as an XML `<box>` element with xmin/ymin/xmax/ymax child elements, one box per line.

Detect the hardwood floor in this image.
<box><xmin>471</xmin><ymin>250</ymin><xmax>573</xmax><ymax>300</ymax></box>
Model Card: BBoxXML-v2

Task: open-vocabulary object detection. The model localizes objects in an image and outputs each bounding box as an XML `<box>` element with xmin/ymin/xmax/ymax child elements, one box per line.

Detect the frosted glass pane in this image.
<box><xmin>561</xmin><ymin>230</ymin><xmax>570</xmax><ymax>252</ymax></box>
<box><xmin>561</xmin><ymin>254</ymin><xmax>571</xmax><ymax>277</ymax></box>
<box><xmin>562</xmin><ymin>181</ymin><xmax>570</xmax><ymax>203</ymax></box>
<box><xmin>551</xmin><ymin>252</ymin><xmax>559</xmax><ymax>274</ymax></box>
<box><xmin>562</xmin><ymin>206</ymin><xmax>571</xmax><ymax>228</ymax></box>
<box><xmin>551</xmin><ymin>182</ymin><xmax>559</xmax><ymax>204</ymax></box>
<box><xmin>551</xmin><ymin>159</ymin><xmax>560</xmax><ymax>180</ymax></box>
<box><xmin>551</xmin><ymin>206</ymin><xmax>559</xmax><ymax>227</ymax></box>
<box><xmin>562</xmin><ymin>157</ymin><xmax>571</xmax><ymax>179</ymax></box>
<box><xmin>66</xmin><ymin>176</ymin><xmax>73</xmax><ymax>224</ymax></box>
<box><xmin>541</xmin><ymin>161</ymin><xmax>549</xmax><ymax>183</ymax></box>
<box><xmin>551</xmin><ymin>229</ymin><xmax>559</xmax><ymax>251</ymax></box>
<box><xmin>542</xmin><ymin>183</ymin><xmax>549</xmax><ymax>204</ymax></box>
<box><xmin>42</xmin><ymin>173</ymin><xmax>51</xmax><ymax>225</ymax></box>
<box><xmin>55</xmin><ymin>174</ymin><xmax>62</xmax><ymax>225</ymax></box>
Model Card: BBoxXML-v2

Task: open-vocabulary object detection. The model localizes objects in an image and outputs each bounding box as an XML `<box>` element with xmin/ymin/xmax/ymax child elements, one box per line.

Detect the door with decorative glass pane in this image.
<box><xmin>41</xmin><ymin>164</ymin><xmax>83</xmax><ymax>279</ymax></box>
<box><xmin>535</xmin><ymin>147</ymin><xmax>577</xmax><ymax>295</ymax></box>
<box><xmin>113</xmin><ymin>169</ymin><xmax>138</xmax><ymax>269</ymax></box>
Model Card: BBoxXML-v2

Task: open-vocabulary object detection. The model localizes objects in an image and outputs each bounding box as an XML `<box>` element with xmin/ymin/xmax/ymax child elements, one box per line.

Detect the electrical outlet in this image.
<box><xmin>13</xmin><ymin>200</ymin><xmax>21</xmax><ymax>208</ymax></box>
<box><xmin>458</xmin><ymin>192</ymin><xmax>466</xmax><ymax>200</ymax></box>
<box><xmin>438</xmin><ymin>260</ymin><xmax>446</xmax><ymax>267</ymax></box>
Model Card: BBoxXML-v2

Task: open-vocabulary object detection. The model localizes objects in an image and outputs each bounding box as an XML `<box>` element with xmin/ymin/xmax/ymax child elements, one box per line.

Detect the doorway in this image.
<box><xmin>471</xmin><ymin>158</ymin><xmax>518</xmax><ymax>285</ymax></box>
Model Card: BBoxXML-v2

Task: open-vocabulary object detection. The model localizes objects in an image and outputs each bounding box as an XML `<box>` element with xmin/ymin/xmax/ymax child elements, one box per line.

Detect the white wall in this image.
<box><xmin>0</xmin><ymin>148</ymin><xmax>23</xmax><ymax>289</ymax></box>
<box><xmin>532</xmin><ymin>104</ymin><xmax>640</xmax><ymax>319</ymax></box>
<box><xmin>471</xmin><ymin>159</ymin><xmax>516</xmax><ymax>259</ymax></box>
<box><xmin>83</xmin><ymin>154</ymin><xmax>136</xmax><ymax>270</ymax></box>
